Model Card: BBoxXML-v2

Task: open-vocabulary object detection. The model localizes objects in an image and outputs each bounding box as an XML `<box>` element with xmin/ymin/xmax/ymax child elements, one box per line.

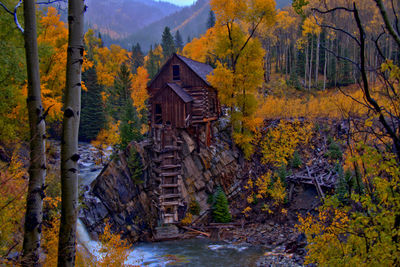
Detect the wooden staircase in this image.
<box><xmin>152</xmin><ymin>125</ymin><xmax>183</xmax><ymax>224</ymax></box>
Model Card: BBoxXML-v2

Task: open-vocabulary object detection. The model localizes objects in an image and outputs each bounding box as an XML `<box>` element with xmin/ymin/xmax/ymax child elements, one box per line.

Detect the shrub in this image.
<box><xmin>290</xmin><ymin>150</ymin><xmax>302</xmax><ymax>169</ymax></box>
<box><xmin>127</xmin><ymin>147</ymin><xmax>143</xmax><ymax>184</ymax></box>
<box><xmin>189</xmin><ymin>200</ymin><xmax>201</xmax><ymax>216</ymax></box>
<box><xmin>212</xmin><ymin>187</ymin><xmax>231</xmax><ymax>223</ymax></box>
<box><xmin>326</xmin><ymin>139</ymin><xmax>342</xmax><ymax>160</ymax></box>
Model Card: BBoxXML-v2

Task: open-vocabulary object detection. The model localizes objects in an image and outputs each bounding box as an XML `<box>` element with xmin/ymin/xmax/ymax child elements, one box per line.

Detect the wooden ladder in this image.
<box><xmin>152</xmin><ymin>126</ymin><xmax>183</xmax><ymax>224</ymax></box>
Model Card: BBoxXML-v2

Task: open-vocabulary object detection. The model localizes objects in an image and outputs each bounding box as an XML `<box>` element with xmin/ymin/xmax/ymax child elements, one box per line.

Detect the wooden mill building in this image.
<box><xmin>147</xmin><ymin>53</ymin><xmax>219</xmax><ymax>133</ymax></box>
<box><xmin>147</xmin><ymin>54</ymin><xmax>219</xmax><ymax>224</ymax></box>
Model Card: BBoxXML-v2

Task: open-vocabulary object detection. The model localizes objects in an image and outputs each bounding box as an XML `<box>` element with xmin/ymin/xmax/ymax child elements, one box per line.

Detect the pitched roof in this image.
<box><xmin>155</xmin><ymin>83</ymin><xmax>193</xmax><ymax>103</ymax></box>
<box><xmin>175</xmin><ymin>54</ymin><xmax>214</xmax><ymax>86</ymax></box>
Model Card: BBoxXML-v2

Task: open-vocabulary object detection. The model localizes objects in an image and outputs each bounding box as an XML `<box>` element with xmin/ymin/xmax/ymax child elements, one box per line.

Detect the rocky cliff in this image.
<box><xmin>79</xmin><ymin>123</ymin><xmax>246</xmax><ymax>242</ymax></box>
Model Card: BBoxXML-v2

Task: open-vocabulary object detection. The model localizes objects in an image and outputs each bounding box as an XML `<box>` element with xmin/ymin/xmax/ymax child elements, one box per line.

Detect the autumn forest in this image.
<box><xmin>1</xmin><ymin>0</ymin><xmax>400</xmax><ymax>266</ymax></box>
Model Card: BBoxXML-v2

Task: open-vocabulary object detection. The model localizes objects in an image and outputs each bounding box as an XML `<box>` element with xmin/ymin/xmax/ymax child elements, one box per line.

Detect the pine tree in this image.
<box><xmin>107</xmin><ymin>63</ymin><xmax>132</xmax><ymax>121</ymax></box>
<box><xmin>145</xmin><ymin>46</ymin><xmax>159</xmax><ymax>79</ymax></box>
<box><xmin>119</xmin><ymin>100</ymin><xmax>142</xmax><ymax>150</ymax></box>
<box><xmin>207</xmin><ymin>10</ymin><xmax>216</xmax><ymax>29</ymax></box>
<box><xmin>130</xmin><ymin>43</ymin><xmax>144</xmax><ymax>74</ymax></box>
<box><xmin>161</xmin><ymin>26</ymin><xmax>175</xmax><ymax>59</ymax></box>
<box><xmin>174</xmin><ymin>30</ymin><xmax>184</xmax><ymax>51</ymax></box>
<box><xmin>79</xmin><ymin>68</ymin><xmax>106</xmax><ymax>141</ymax></box>
<box><xmin>212</xmin><ymin>187</ymin><xmax>231</xmax><ymax>223</ymax></box>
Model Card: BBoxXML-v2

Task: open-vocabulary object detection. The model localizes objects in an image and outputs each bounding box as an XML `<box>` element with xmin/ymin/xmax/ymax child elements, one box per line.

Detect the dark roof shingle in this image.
<box><xmin>176</xmin><ymin>54</ymin><xmax>214</xmax><ymax>85</ymax></box>
<box><xmin>164</xmin><ymin>83</ymin><xmax>193</xmax><ymax>103</ymax></box>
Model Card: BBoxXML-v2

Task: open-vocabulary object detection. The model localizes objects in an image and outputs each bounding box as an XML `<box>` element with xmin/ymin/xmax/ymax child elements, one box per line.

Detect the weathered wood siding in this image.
<box><xmin>148</xmin><ymin>56</ymin><xmax>206</xmax><ymax>96</ymax></box>
<box><xmin>153</xmin><ymin>86</ymin><xmax>188</xmax><ymax>128</ymax></box>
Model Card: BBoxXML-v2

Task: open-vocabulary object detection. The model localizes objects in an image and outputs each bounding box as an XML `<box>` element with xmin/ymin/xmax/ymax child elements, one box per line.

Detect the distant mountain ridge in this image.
<box><xmin>85</xmin><ymin>0</ymin><xmax>293</xmax><ymax>50</ymax></box>
<box><xmin>85</xmin><ymin>0</ymin><xmax>182</xmax><ymax>39</ymax></box>
<box><xmin>118</xmin><ymin>0</ymin><xmax>210</xmax><ymax>51</ymax></box>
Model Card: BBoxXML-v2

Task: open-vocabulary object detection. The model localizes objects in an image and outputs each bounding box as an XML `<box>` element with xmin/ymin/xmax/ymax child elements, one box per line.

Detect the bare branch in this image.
<box><xmin>36</xmin><ymin>0</ymin><xmax>67</xmax><ymax>5</ymax></box>
<box><xmin>312</xmin><ymin>6</ymin><xmax>355</xmax><ymax>15</ymax></box>
<box><xmin>320</xmin><ymin>44</ymin><xmax>361</xmax><ymax>70</ymax></box>
<box><xmin>0</xmin><ymin>1</ymin><xmax>13</xmax><ymax>15</ymax></box>
<box><xmin>0</xmin><ymin>0</ymin><xmax>24</xmax><ymax>33</ymax></box>
<box><xmin>312</xmin><ymin>11</ymin><xmax>361</xmax><ymax>46</ymax></box>
<box><xmin>374</xmin><ymin>0</ymin><xmax>400</xmax><ymax>47</ymax></box>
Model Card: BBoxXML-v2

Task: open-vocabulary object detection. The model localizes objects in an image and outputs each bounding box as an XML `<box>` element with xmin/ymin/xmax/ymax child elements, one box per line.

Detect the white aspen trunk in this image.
<box><xmin>305</xmin><ymin>41</ymin><xmax>309</xmax><ymax>90</ymax></box>
<box><xmin>315</xmin><ymin>33</ymin><xmax>320</xmax><ymax>86</ymax></box>
<box><xmin>309</xmin><ymin>35</ymin><xmax>314</xmax><ymax>91</ymax></box>
<box><xmin>21</xmin><ymin>0</ymin><xmax>46</xmax><ymax>265</ymax></box>
<box><xmin>323</xmin><ymin>46</ymin><xmax>327</xmax><ymax>91</ymax></box>
<box><xmin>58</xmin><ymin>0</ymin><xmax>85</xmax><ymax>266</ymax></box>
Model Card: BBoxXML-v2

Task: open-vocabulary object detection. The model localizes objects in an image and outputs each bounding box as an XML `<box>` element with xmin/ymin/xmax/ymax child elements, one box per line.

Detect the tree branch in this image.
<box><xmin>312</xmin><ymin>10</ymin><xmax>361</xmax><ymax>46</ymax></box>
<box><xmin>374</xmin><ymin>0</ymin><xmax>400</xmax><ymax>47</ymax></box>
<box><xmin>0</xmin><ymin>0</ymin><xmax>24</xmax><ymax>33</ymax></box>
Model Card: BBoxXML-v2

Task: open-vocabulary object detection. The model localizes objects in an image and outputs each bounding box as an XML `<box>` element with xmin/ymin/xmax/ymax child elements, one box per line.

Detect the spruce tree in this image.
<box><xmin>79</xmin><ymin>68</ymin><xmax>106</xmax><ymax>141</ymax></box>
<box><xmin>107</xmin><ymin>63</ymin><xmax>132</xmax><ymax>121</ymax></box>
<box><xmin>207</xmin><ymin>10</ymin><xmax>216</xmax><ymax>29</ymax></box>
<box><xmin>131</xmin><ymin>42</ymin><xmax>144</xmax><ymax>74</ymax></box>
<box><xmin>212</xmin><ymin>187</ymin><xmax>232</xmax><ymax>223</ymax></box>
<box><xmin>174</xmin><ymin>30</ymin><xmax>184</xmax><ymax>51</ymax></box>
<box><xmin>145</xmin><ymin>46</ymin><xmax>159</xmax><ymax>79</ymax></box>
<box><xmin>161</xmin><ymin>26</ymin><xmax>176</xmax><ymax>59</ymax></box>
<box><xmin>119</xmin><ymin>100</ymin><xmax>142</xmax><ymax>150</ymax></box>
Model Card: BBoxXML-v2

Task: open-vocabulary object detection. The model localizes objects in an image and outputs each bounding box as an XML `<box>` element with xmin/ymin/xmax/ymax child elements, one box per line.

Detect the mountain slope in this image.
<box><xmin>85</xmin><ymin>0</ymin><xmax>182</xmax><ymax>39</ymax></box>
<box><xmin>119</xmin><ymin>0</ymin><xmax>210</xmax><ymax>51</ymax></box>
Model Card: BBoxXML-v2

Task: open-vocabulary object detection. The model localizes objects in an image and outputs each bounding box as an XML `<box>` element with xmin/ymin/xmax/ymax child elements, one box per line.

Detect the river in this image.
<box><xmin>75</xmin><ymin>143</ymin><xmax>279</xmax><ymax>267</ymax></box>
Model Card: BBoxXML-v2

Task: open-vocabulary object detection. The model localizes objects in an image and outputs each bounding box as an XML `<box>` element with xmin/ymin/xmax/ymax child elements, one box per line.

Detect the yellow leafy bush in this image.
<box><xmin>260</xmin><ymin>120</ymin><xmax>313</xmax><ymax>166</ymax></box>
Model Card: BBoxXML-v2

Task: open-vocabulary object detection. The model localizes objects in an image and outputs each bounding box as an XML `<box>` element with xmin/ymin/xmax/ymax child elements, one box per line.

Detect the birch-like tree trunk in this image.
<box><xmin>58</xmin><ymin>0</ymin><xmax>85</xmax><ymax>265</ymax></box>
<box><xmin>315</xmin><ymin>33</ymin><xmax>320</xmax><ymax>86</ymax></box>
<box><xmin>21</xmin><ymin>0</ymin><xmax>46</xmax><ymax>265</ymax></box>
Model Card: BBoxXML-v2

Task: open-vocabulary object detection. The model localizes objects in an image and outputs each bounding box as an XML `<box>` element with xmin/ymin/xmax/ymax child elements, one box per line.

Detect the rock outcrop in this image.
<box><xmin>80</xmin><ymin>123</ymin><xmax>246</xmax><ymax>242</ymax></box>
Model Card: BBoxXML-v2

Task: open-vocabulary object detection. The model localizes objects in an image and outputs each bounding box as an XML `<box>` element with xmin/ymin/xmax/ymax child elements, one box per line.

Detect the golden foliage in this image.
<box><xmin>91</xmin><ymin>121</ymin><xmax>120</xmax><ymax>164</ymax></box>
<box><xmin>259</xmin><ymin>88</ymin><xmax>376</xmax><ymax>119</ymax></box>
<box><xmin>42</xmin><ymin>197</ymin><xmax>61</xmax><ymax>267</ymax></box>
<box><xmin>244</xmin><ymin>172</ymin><xmax>287</xmax><ymax>216</ymax></box>
<box><xmin>297</xmin><ymin>145</ymin><xmax>400</xmax><ymax>266</ymax></box>
<box><xmin>260</xmin><ymin>120</ymin><xmax>313</xmax><ymax>166</ymax></box>
<box><xmin>97</xmin><ymin>222</ymin><xmax>131</xmax><ymax>267</ymax></box>
<box><xmin>130</xmin><ymin>66</ymin><xmax>149</xmax><ymax>114</ymax></box>
<box><xmin>0</xmin><ymin>151</ymin><xmax>27</xmax><ymax>258</ymax></box>
<box><xmin>94</xmin><ymin>45</ymin><xmax>130</xmax><ymax>87</ymax></box>
<box><xmin>181</xmin><ymin>213</ymin><xmax>193</xmax><ymax>225</ymax></box>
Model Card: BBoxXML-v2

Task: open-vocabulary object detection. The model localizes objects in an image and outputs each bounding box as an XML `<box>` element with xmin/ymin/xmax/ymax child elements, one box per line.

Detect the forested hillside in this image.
<box><xmin>0</xmin><ymin>0</ymin><xmax>400</xmax><ymax>266</ymax></box>
<box><xmin>84</xmin><ymin>0</ymin><xmax>181</xmax><ymax>39</ymax></box>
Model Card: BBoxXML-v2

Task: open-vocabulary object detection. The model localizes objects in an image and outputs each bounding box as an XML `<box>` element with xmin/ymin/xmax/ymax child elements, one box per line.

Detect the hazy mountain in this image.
<box><xmin>85</xmin><ymin>0</ymin><xmax>293</xmax><ymax>50</ymax></box>
<box><xmin>84</xmin><ymin>0</ymin><xmax>182</xmax><ymax>39</ymax></box>
<box><xmin>118</xmin><ymin>0</ymin><xmax>210</xmax><ymax>51</ymax></box>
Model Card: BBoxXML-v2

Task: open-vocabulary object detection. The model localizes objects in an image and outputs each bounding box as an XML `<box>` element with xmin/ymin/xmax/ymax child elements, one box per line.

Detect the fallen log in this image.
<box><xmin>181</xmin><ymin>226</ymin><xmax>211</xmax><ymax>237</ymax></box>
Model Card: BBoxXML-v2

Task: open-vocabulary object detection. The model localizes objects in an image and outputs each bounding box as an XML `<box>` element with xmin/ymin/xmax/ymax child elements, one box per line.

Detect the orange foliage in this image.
<box><xmin>94</xmin><ymin>45</ymin><xmax>130</xmax><ymax>87</ymax></box>
<box><xmin>131</xmin><ymin>66</ymin><xmax>149</xmax><ymax>114</ymax></box>
<box><xmin>97</xmin><ymin>222</ymin><xmax>131</xmax><ymax>266</ymax></box>
<box><xmin>38</xmin><ymin>7</ymin><xmax>68</xmax><ymax>121</ymax></box>
<box><xmin>0</xmin><ymin>150</ymin><xmax>27</xmax><ymax>258</ymax></box>
<box><xmin>258</xmin><ymin>89</ymin><xmax>372</xmax><ymax>119</ymax></box>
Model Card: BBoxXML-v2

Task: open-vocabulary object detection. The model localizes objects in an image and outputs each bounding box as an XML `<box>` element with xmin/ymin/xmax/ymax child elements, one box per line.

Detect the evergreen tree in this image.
<box><xmin>107</xmin><ymin>63</ymin><xmax>132</xmax><ymax>121</ymax></box>
<box><xmin>207</xmin><ymin>10</ymin><xmax>216</xmax><ymax>29</ymax></box>
<box><xmin>212</xmin><ymin>187</ymin><xmax>231</xmax><ymax>223</ymax></box>
<box><xmin>130</xmin><ymin>42</ymin><xmax>144</xmax><ymax>74</ymax></box>
<box><xmin>174</xmin><ymin>30</ymin><xmax>184</xmax><ymax>51</ymax></box>
<box><xmin>119</xmin><ymin>100</ymin><xmax>142</xmax><ymax>150</ymax></box>
<box><xmin>145</xmin><ymin>46</ymin><xmax>159</xmax><ymax>79</ymax></box>
<box><xmin>79</xmin><ymin>68</ymin><xmax>106</xmax><ymax>141</ymax></box>
<box><xmin>161</xmin><ymin>26</ymin><xmax>176</xmax><ymax>59</ymax></box>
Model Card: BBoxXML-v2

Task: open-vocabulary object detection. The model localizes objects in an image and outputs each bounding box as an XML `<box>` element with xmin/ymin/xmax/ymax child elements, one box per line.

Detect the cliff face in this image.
<box><xmin>79</xmin><ymin>124</ymin><xmax>246</xmax><ymax>241</ymax></box>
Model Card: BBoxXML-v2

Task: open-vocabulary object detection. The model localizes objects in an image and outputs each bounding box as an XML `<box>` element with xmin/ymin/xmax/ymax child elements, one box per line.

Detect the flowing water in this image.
<box><xmin>76</xmin><ymin>143</ymin><xmax>265</xmax><ymax>267</ymax></box>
